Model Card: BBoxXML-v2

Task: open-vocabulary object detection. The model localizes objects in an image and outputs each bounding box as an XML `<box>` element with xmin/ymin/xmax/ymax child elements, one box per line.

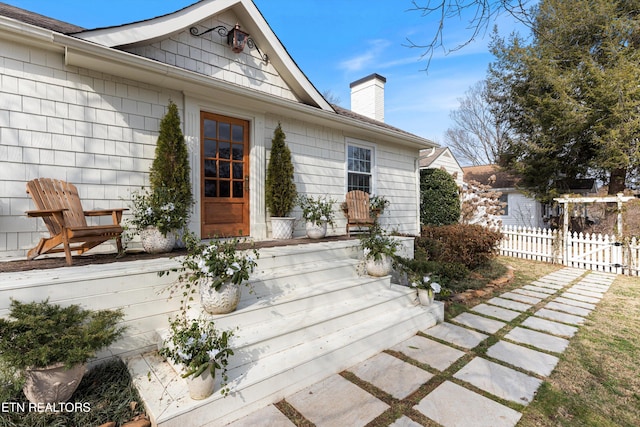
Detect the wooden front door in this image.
<box><xmin>200</xmin><ymin>112</ymin><xmax>250</xmax><ymax>237</ymax></box>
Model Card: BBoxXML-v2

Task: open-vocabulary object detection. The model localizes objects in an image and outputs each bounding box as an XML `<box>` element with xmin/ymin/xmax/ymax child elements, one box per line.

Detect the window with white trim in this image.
<box><xmin>347</xmin><ymin>143</ymin><xmax>374</xmax><ymax>193</ymax></box>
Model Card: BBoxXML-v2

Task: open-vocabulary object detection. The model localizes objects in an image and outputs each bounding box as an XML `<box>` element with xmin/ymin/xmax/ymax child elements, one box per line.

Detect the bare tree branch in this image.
<box><xmin>405</xmin><ymin>0</ymin><xmax>534</xmax><ymax>69</ymax></box>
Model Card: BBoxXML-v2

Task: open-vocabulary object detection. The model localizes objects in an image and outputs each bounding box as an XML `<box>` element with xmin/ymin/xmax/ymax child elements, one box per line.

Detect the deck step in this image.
<box><xmin>128</xmin><ymin>240</ymin><xmax>444</xmax><ymax>427</ymax></box>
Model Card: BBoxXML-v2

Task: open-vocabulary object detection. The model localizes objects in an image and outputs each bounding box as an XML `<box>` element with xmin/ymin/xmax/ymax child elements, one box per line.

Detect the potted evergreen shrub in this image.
<box><xmin>265</xmin><ymin>123</ymin><xmax>297</xmax><ymax>239</ymax></box>
<box><xmin>0</xmin><ymin>299</ymin><xmax>125</xmax><ymax>404</ymax></box>
<box><xmin>136</xmin><ymin>99</ymin><xmax>193</xmax><ymax>252</ymax></box>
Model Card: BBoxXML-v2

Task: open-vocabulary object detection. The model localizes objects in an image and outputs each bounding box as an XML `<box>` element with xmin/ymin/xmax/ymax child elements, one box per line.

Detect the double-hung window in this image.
<box><xmin>347</xmin><ymin>142</ymin><xmax>374</xmax><ymax>193</ymax></box>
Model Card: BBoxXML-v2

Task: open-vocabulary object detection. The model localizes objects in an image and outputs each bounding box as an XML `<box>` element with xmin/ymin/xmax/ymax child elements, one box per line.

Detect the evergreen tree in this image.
<box><xmin>488</xmin><ymin>0</ymin><xmax>640</xmax><ymax>198</ymax></box>
<box><xmin>265</xmin><ymin>123</ymin><xmax>297</xmax><ymax>217</ymax></box>
<box><xmin>149</xmin><ymin>100</ymin><xmax>193</xmax><ymax>226</ymax></box>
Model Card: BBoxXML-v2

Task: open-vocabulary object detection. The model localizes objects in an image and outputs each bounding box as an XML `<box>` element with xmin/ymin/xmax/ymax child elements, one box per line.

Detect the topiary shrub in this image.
<box><xmin>418</xmin><ymin>223</ymin><xmax>503</xmax><ymax>269</ymax></box>
<box><xmin>420</xmin><ymin>168</ymin><xmax>460</xmax><ymax>226</ymax></box>
<box><xmin>149</xmin><ymin>100</ymin><xmax>193</xmax><ymax>229</ymax></box>
<box><xmin>265</xmin><ymin>123</ymin><xmax>297</xmax><ymax>217</ymax></box>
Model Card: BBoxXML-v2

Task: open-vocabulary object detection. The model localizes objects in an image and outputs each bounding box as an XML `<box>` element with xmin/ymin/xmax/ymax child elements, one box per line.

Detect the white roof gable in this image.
<box><xmin>73</xmin><ymin>0</ymin><xmax>332</xmax><ymax>110</ymax></box>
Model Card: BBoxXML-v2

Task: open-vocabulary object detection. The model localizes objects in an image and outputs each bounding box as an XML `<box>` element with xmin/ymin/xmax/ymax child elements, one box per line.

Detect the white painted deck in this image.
<box><xmin>0</xmin><ymin>238</ymin><xmax>443</xmax><ymax>426</ymax></box>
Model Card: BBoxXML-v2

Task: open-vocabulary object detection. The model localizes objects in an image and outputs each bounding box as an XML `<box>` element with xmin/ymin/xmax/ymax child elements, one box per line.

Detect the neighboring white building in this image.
<box><xmin>462</xmin><ymin>165</ymin><xmax>599</xmax><ymax>229</ymax></box>
<box><xmin>462</xmin><ymin>165</ymin><xmax>545</xmax><ymax>228</ymax></box>
<box><xmin>0</xmin><ymin>1</ymin><xmax>436</xmax><ymax>259</ymax></box>
<box><xmin>419</xmin><ymin>147</ymin><xmax>464</xmax><ymax>187</ymax></box>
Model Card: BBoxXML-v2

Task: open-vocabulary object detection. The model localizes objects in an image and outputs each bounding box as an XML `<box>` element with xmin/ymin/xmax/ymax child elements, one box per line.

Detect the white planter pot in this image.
<box><xmin>140</xmin><ymin>226</ymin><xmax>176</xmax><ymax>254</ymax></box>
<box><xmin>271</xmin><ymin>217</ymin><xmax>295</xmax><ymax>239</ymax></box>
<box><xmin>305</xmin><ymin>221</ymin><xmax>327</xmax><ymax>239</ymax></box>
<box><xmin>184</xmin><ymin>366</ymin><xmax>215</xmax><ymax>400</ymax></box>
<box><xmin>23</xmin><ymin>363</ymin><xmax>86</xmax><ymax>404</ymax></box>
<box><xmin>365</xmin><ymin>254</ymin><xmax>392</xmax><ymax>277</ymax></box>
<box><xmin>417</xmin><ymin>288</ymin><xmax>435</xmax><ymax>305</ymax></box>
<box><xmin>200</xmin><ymin>280</ymin><xmax>242</xmax><ymax>314</ymax></box>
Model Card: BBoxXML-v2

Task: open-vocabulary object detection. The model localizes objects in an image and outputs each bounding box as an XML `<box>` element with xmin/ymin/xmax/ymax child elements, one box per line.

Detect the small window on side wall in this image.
<box><xmin>347</xmin><ymin>143</ymin><xmax>374</xmax><ymax>193</ymax></box>
<box><xmin>499</xmin><ymin>193</ymin><xmax>509</xmax><ymax>215</ymax></box>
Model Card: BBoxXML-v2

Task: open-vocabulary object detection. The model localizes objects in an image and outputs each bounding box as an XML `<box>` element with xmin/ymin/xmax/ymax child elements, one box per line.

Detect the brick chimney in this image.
<box><xmin>350</xmin><ymin>73</ymin><xmax>386</xmax><ymax>122</ymax></box>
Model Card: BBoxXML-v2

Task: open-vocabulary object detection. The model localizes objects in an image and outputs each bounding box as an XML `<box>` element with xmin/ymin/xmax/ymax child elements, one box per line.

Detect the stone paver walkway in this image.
<box><xmin>226</xmin><ymin>268</ymin><xmax>616</xmax><ymax>426</ymax></box>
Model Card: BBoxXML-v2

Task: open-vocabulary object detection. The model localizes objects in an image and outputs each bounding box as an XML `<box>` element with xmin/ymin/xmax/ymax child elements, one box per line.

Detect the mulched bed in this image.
<box><xmin>0</xmin><ymin>235</ymin><xmax>356</xmax><ymax>273</ymax></box>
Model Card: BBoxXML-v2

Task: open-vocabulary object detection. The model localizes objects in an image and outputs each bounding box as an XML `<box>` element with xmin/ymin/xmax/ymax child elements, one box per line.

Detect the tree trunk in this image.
<box><xmin>608</xmin><ymin>168</ymin><xmax>627</xmax><ymax>195</ymax></box>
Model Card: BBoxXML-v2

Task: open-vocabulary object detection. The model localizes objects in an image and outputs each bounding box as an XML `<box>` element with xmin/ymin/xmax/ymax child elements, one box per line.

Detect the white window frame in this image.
<box><xmin>345</xmin><ymin>139</ymin><xmax>376</xmax><ymax>194</ymax></box>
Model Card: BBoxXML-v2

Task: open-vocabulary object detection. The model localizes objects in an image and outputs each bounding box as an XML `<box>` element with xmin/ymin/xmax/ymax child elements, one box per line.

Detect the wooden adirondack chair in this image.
<box><xmin>343</xmin><ymin>190</ymin><xmax>376</xmax><ymax>236</ymax></box>
<box><xmin>26</xmin><ymin>178</ymin><xmax>127</xmax><ymax>265</ymax></box>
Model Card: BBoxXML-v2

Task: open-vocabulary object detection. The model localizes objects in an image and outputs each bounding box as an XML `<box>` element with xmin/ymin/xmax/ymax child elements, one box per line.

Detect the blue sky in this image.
<box><xmin>3</xmin><ymin>1</ymin><xmax>526</xmax><ymax>146</ymax></box>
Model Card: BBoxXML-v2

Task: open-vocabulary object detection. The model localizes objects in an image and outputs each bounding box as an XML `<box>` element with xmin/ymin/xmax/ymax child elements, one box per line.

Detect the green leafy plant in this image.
<box><xmin>369</xmin><ymin>194</ymin><xmax>390</xmax><ymax>217</ymax></box>
<box><xmin>265</xmin><ymin>123</ymin><xmax>297</xmax><ymax>217</ymax></box>
<box><xmin>128</xmin><ymin>186</ymin><xmax>186</xmax><ymax>236</ymax></box>
<box><xmin>298</xmin><ymin>194</ymin><xmax>336</xmax><ymax>226</ymax></box>
<box><xmin>159</xmin><ymin>315</ymin><xmax>234</xmax><ymax>394</ymax></box>
<box><xmin>0</xmin><ymin>300</ymin><xmax>125</xmax><ymax>370</ymax></box>
<box><xmin>359</xmin><ymin>224</ymin><xmax>399</xmax><ymax>261</ymax></box>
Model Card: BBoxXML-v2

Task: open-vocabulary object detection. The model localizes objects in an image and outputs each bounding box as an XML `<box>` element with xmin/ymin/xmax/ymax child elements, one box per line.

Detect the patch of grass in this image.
<box><xmin>448</xmin><ymin>259</ymin><xmax>508</xmax><ymax>292</ymax></box>
<box><xmin>0</xmin><ymin>359</ymin><xmax>145</xmax><ymax>427</ymax></box>
<box><xmin>517</xmin><ymin>273</ymin><xmax>640</xmax><ymax>427</ymax></box>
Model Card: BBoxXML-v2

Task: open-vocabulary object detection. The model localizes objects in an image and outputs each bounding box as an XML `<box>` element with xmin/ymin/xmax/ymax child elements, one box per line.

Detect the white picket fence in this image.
<box><xmin>499</xmin><ymin>225</ymin><xmax>640</xmax><ymax>276</ymax></box>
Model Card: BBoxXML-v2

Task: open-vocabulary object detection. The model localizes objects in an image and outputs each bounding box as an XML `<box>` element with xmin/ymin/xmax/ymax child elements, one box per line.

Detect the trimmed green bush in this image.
<box><xmin>418</xmin><ymin>224</ymin><xmax>503</xmax><ymax>269</ymax></box>
<box><xmin>265</xmin><ymin>123</ymin><xmax>297</xmax><ymax>217</ymax></box>
<box><xmin>149</xmin><ymin>100</ymin><xmax>193</xmax><ymax>227</ymax></box>
<box><xmin>420</xmin><ymin>168</ymin><xmax>460</xmax><ymax>226</ymax></box>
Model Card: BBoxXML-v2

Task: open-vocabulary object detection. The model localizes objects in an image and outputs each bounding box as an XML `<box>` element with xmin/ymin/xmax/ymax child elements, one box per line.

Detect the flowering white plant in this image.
<box><xmin>411</xmin><ymin>274</ymin><xmax>442</xmax><ymax>295</ymax></box>
<box><xmin>298</xmin><ymin>194</ymin><xmax>336</xmax><ymax>226</ymax></box>
<box><xmin>128</xmin><ymin>186</ymin><xmax>187</xmax><ymax>235</ymax></box>
<box><xmin>359</xmin><ymin>224</ymin><xmax>399</xmax><ymax>261</ymax></box>
<box><xmin>169</xmin><ymin>233</ymin><xmax>260</xmax><ymax>294</ymax></box>
<box><xmin>159</xmin><ymin>315</ymin><xmax>234</xmax><ymax>394</ymax></box>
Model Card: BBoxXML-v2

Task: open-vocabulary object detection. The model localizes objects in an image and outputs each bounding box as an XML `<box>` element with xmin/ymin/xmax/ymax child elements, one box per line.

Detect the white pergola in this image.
<box><xmin>553</xmin><ymin>193</ymin><xmax>634</xmax><ymax>236</ymax></box>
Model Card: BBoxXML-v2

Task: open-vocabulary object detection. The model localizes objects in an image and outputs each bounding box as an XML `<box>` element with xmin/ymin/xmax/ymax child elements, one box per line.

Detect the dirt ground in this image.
<box><xmin>0</xmin><ymin>235</ymin><xmax>356</xmax><ymax>273</ymax></box>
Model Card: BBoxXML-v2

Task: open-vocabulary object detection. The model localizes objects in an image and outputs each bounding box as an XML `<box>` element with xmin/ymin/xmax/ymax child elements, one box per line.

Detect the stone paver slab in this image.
<box><xmin>544</xmin><ymin>301</ymin><xmax>592</xmax><ymax>317</ymax></box>
<box><xmin>391</xmin><ymin>335</ymin><xmax>465</xmax><ymax>371</ymax></box>
<box><xmin>487</xmin><ymin>297</ymin><xmax>532</xmax><ymax>312</ymax></box>
<box><xmin>561</xmin><ymin>292</ymin><xmax>600</xmax><ymax>304</ymax></box>
<box><xmin>487</xmin><ymin>340</ymin><xmax>559</xmax><ymax>377</ymax></box>
<box><xmin>414</xmin><ymin>381</ymin><xmax>522</xmax><ymax>427</ymax></box>
<box><xmin>287</xmin><ymin>374</ymin><xmax>388</xmax><ymax>427</ymax></box>
<box><xmin>535</xmin><ymin>308</ymin><xmax>585</xmax><ymax>325</ymax></box>
<box><xmin>226</xmin><ymin>404</ymin><xmax>295</xmax><ymax>427</ymax></box>
<box><xmin>350</xmin><ymin>352</ymin><xmax>433</xmax><ymax>399</ymax></box>
<box><xmin>574</xmin><ymin>282</ymin><xmax>609</xmax><ymax>291</ymax></box>
<box><xmin>422</xmin><ymin>322</ymin><xmax>488</xmax><ymax>349</ymax></box>
<box><xmin>566</xmin><ymin>287</ymin><xmax>604</xmax><ymax>298</ymax></box>
<box><xmin>505</xmin><ymin>327</ymin><xmax>569</xmax><ymax>353</ymax></box>
<box><xmin>573</xmin><ymin>286</ymin><xmax>608</xmax><ymax>295</ymax></box>
<box><xmin>522</xmin><ymin>284</ymin><xmax>556</xmax><ymax>294</ymax></box>
<box><xmin>522</xmin><ymin>316</ymin><xmax>578</xmax><ymax>338</ymax></box>
<box><xmin>389</xmin><ymin>416</ymin><xmax>423</xmax><ymax>427</ymax></box>
<box><xmin>454</xmin><ymin>357</ymin><xmax>542</xmax><ymax>405</ymax></box>
<box><xmin>472</xmin><ymin>303</ymin><xmax>521</xmax><ymax>322</ymax></box>
<box><xmin>500</xmin><ymin>291</ymin><xmax>543</xmax><ymax>304</ymax></box>
<box><xmin>512</xmin><ymin>288</ymin><xmax>550</xmax><ymax>299</ymax></box>
<box><xmin>531</xmin><ymin>280</ymin><xmax>565</xmax><ymax>290</ymax></box>
<box><xmin>452</xmin><ymin>312</ymin><xmax>506</xmax><ymax>334</ymax></box>
<box><xmin>554</xmin><ymin>296</ymin><xmax>596</xmax><ymax>310</ymax></box>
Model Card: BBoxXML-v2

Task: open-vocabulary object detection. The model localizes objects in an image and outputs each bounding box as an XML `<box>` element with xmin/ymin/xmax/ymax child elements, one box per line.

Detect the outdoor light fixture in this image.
<box><xmin>227</xmin><ymin>23</ymin><xmax>248</xmax><ymax>53</ymax></box>
<box><xmin>190</xmin><ymin>23</ymin><xmax>268</xmax><ymax>63</ymax></box>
